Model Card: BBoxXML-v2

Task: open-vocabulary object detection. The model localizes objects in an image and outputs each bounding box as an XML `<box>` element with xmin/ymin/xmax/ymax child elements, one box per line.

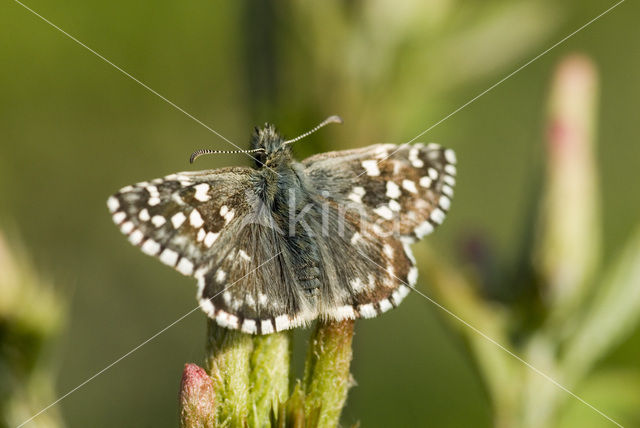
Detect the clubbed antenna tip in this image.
<box><xmin>284</xmin><ymin>115</ymin><xmax>344</xmax><ymax>145</ymax></box>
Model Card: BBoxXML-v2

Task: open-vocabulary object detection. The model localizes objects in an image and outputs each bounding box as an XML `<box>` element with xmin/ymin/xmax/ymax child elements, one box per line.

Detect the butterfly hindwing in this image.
<box><xmin>305</xmin><ymin>203</ymin><xmax>416</xmax><ymax>321</ymax></box>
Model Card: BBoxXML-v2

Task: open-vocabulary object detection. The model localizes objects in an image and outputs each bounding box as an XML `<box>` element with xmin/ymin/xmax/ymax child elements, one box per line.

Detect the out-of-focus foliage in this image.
<box><xmin>420</xmin><ymin>55</ymin><xmax>640</xmax><ymax>427</ymax></box>
<box><xmin>0</xmin><ymin>232</ymin><xmax>66</xmax><ymax>428</ymax></box>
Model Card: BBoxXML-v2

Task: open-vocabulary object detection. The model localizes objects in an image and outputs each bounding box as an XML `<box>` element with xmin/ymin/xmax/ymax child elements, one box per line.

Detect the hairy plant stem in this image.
<box><xmin>205</xmin><ymin>321</ymin><xmax>254</xmax><ymax>426</ymax></box>
<box><xmin>302</xmin><ymin>320</ymin><xmax>355</xmax><ymax>428</ymax></box>
<box><xmin>204</xmin><ymin>319</ymin><xmax>291</xmax><ymax>427</ymax></box>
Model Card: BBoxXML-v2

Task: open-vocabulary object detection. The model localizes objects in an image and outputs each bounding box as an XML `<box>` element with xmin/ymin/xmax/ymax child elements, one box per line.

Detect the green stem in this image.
<box><xmin>249</xmin><ymin>332</ymin><xmax>290</xmax><ymax>427</ymax></box>
<box><xmin>303</xmin><ymin>320</ymin><xmax>355</xmax><ymax>428</ymax></box>
<box><xmin>205</xmin><ymin>319</ymin><xmax>253</xmax><ymax>427</ymax></box>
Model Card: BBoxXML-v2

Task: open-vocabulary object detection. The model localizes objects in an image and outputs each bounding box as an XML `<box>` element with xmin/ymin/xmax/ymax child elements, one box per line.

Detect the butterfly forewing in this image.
<box><xmin>303</xmin><ymin>143</ymin><xmax>456</xmax><ymax>241</ymax></box>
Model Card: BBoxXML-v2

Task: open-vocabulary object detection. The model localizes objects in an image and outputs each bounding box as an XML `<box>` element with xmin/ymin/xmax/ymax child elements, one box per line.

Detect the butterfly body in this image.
<box><xmin>108</xmin><ymin>123</ymin><xmax>456</xmax><ymax>334</ymax></box>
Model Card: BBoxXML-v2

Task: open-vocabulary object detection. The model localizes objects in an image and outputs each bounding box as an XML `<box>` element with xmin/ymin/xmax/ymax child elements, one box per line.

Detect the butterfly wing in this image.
<box><xmin>108</xmin><ymin>168</ymin><xmax>314</xmax><ymax>334</ymax></box>
<box><xmin>301</xmin><ymin>143</ymin><xmax>456</xmax><ymax>319</ymax></box>
<box><xmin>303</xmin><ymin>142</ymin><xmax>456</xmax><ymax>241</ymax></box>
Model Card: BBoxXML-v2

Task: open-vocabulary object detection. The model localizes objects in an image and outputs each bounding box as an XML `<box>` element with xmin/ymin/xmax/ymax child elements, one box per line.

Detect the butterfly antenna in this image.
<box><xmin>190</xmin><ymin>148</ymin><xmax>265</xmax><ymax>164</ymax></box>
<box><xmin>283</xmin><ymin>115</ymin><xmax>343</xmax><ymax>145</ymax></box>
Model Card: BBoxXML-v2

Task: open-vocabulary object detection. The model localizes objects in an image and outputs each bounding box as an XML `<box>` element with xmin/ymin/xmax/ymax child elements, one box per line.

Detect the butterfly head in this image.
<box><xmin>250</xmin><ymin>124</ymin><xmax>290</xmax><ymax>168</ymax></box>
<box><xmin>189</xmin><ymin>115</ymin><xmax>343</xmax><ymax>167</ymax></box>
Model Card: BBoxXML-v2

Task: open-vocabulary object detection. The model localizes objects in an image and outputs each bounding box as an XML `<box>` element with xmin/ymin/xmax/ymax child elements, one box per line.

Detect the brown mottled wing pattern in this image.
<box><xmin>302</xmin><ymin>143</ymin><xmax>456</xmax><ymax>319</ymax></box>
<box><xmin>107</xmin><ymin>168</ymin><xmax>309</xmax><ymax>334</ymax></box>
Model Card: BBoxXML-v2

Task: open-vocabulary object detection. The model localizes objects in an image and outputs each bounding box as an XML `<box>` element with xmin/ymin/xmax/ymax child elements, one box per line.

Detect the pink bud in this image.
<box><xmin>179</xmin><ymin>363</ymin><xmax>216</xmax><ymax>428</ymax></box>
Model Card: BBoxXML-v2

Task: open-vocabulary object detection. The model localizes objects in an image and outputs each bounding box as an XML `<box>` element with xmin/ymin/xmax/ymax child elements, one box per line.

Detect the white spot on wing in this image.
<box><xmin>331</xmin><ymin>306</ymin><xmax>356</xmax><ymax>320</ymax></box>
<box><xmin>242</xmin><ymin>319</ymin><xmax>257</xmax><ymax>334</ymax></box>
<box><xmin>386</xmin><ymin>181</ymin><xmax>401</xmax><ymax>199</ymax></box>
<box><xmin>189</xmin><ymin>209</ymin><xmax>204</xmax><ymax>228</ymax></box>
<box><xmin>348</xmin><ymin>186</ymin><xmax>366</xmax><ymax>204</ymax></box>
<box><xmin>445</xmin><ymin>149</ymin><xmax>457</xmax><ymax>164</ymax></box>
<box><xmin>199</xmin><ymin>298</ymin><xmax>215</xmax><ymax>317</ymax></box>
<box><xmin>204</xmin><ymin>232</ymin><xmax>219</xmax><ymax>248</ymax></box>
<box><xmin>419</xmin><ymin>176</ymin><xmax>432</xmax><ymax>188</ymax></box>
<box><xmin>430</xmin><ymin>208</ymin><xmax>446</xmax><ymax>224</ymax></box>
<box><xmin>222</xmin><ymin>291</ymin><xmax>232</xmax><ymax>305</ymax></box>
<box><xmin>275</xmin><ymin>315</ymin><xmax>290</xmax><ymax>332</ymax></box>
<box><xmin>361</xmin><ymin>160</ymin><xmax>380</xmax><ymax>176</ymax></box>
<box><xmin>378</xmin><ymin>299</ymin><xmax>393</xmax><ymax>313</ymax></box>
<box><xmin>138</xmin><ymin>208</ymin><xmax>150</xmax><ymax>221</ymax></box>
<box><xmin>358</xmin><ymin>303</ymin><xmax>377</xmax><ymax>318</ymax></box>
<box><xmin>224</xmin><ymin>209</ymin><xmax>235</xmax><ymax>224</ymax></box>
<box><xmin>444</xmin><ymin>175</ymin><xmax>456</xmax><ymax>186</ymax></box>
<box><xmin>197</xmin><ymin>228</ymin><xmax>205</xmax><ymax>242</ymax></box>
<box><xmin>107</xmin><ymin>196</ymin><xmax>119</xmax><ymax>213</ymax></box>
<box><xmin>128</xmin><ymin>230</ymin><xmax>144</xmax><ymax>245</ymax></box>
<box><xmin>261</xmin><ymin>319</ymin><xmax>274</xmax><ymax>334</ymax></box>
<box><xmin>442</xmin><ymin>185</ymin><xmax>454</xmax><ymax>197</ymax></box>
<box><xmin>439</xmin><ymin>196</ymin><xmax>451</xmax><ymax>210</ymax></box>
<box><xmin>120</xmin><ymin>221</ymin><xmax>134</xmax><ymax>234</ymax></box>
<box><xmin>409</xmin><ymin>147</ymin><xmax>424</xmax><ymax>168</ymax></box>
<box><xmin>112</xmin><ymin>212</ymin><xmax>126</xmax><ymax>225</ymax></box>
<box><xmin>216</xmin><ymin>311</ymin><xmax>239</xmax><ymax>329</ymax></box>
<box><xmin>415</xmin><ymin>221</ymin><xmax>434</xmax><ymax>238</ymax></box>
<box><xmin>399</xmin><ymin>284</ymin><xmax>410</xmax><ymax>299</ymax></box>
<box><xmin>159</xmin><ymin>249</ymin><xmax>179</xmax><ymax>266</ymax></box>
<box><xmin>445</xmin><ymin>164</ymin><xmax>457</xmax><ymax>176</ymax></box>
<box><xmin>220</xmin><ymin>205</ymin><xmax>228</xmax><ymax>217</ymax></box>
<box><xmin>176</xmin><ymin>258</ymin><xmax>194</xmax><ymax>275</ymax></box>
<box><xmin>388</xmin><ymin>200</ymin><xmax>401</xmax><ymax>212</ymax></box>
<box><xmin>408</xmin><ymin>267</ymin><xmax>418</xmax><ymax>286</ymax></box>
<box><xmin>171</xmin><ymin>212</ymin><xmax>186</xmax><ymax>229</ymax></box>
<box><xmin>216</xmin><ymin>270</ymin><xmax>226</xmax><ymax>283</ymax></box>
<box><xmin>428</xmin><ymin>168</ymin><xmax>438</xmax><ymax>180</ymax></box>
<box><xmin>374</xmin><ymin>205</ymin><xmax>393</xmax><ymax>220</ymax></box>
<box><xmin>151</xmin><ymin>215</ymin><xmax>166</xmax><ymax>228</ymax></box>
<box><xmin>141</xmin><ymin>239</ymin><xmax>160</xmax><ymax>256</ymax></box>
<box><xmin>239</xmin><ymin>250</ymin><xmax>251</xmax><ymax>261</ymax></box>
<box><xmin>402</xmin><ymin>180</ymin><xmax>417</xmax><ymax>194</ymax></box>
<box><xmin>193</xmin><ymin>183</ymin><xmax>211</xmax><ymax>202</ymax></box>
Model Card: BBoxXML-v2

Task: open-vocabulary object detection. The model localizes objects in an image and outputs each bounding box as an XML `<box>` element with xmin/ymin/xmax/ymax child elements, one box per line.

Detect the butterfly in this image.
<box><xmin>107</xmin><ymin>116</ymin><xmax>456</xmax><ymax>334</ymax></box>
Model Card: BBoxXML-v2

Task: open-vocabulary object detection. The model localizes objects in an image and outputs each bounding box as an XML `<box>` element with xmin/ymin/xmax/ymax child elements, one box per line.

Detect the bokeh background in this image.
<box><xmin>1</xmin><ymin>0</ymin><xmax>639</xmax><ymax>427</ymax></box>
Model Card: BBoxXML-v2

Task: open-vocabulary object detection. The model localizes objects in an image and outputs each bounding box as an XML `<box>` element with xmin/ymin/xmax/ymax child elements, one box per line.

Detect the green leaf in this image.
<box><xmin>562</xmin><ymin>223</ymin><xmax>640</xmax><ymax>382</ymax></box>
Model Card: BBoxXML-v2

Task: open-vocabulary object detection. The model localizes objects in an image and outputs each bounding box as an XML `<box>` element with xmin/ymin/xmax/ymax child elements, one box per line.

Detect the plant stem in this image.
<box><xmin>303</xmin><ymin>320</ymin><xmax>355</xmax><ymax>428</ymax></box>
<box><xmin>249</xmin><ymin>332</ymin><xmax>290</xmax><ymax>426</ymax></box>
<box><xmin>205</xmin><ymin>319</ymin><xmax>253</xmax><ymax>427</ymax></box>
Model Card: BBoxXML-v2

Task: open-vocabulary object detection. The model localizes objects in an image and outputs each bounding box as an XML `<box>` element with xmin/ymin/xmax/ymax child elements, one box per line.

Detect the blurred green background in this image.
<box><xmin>1</xmin><ymin>0</ymin><xmax>639</xmax><ymax>426</ymax></box>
